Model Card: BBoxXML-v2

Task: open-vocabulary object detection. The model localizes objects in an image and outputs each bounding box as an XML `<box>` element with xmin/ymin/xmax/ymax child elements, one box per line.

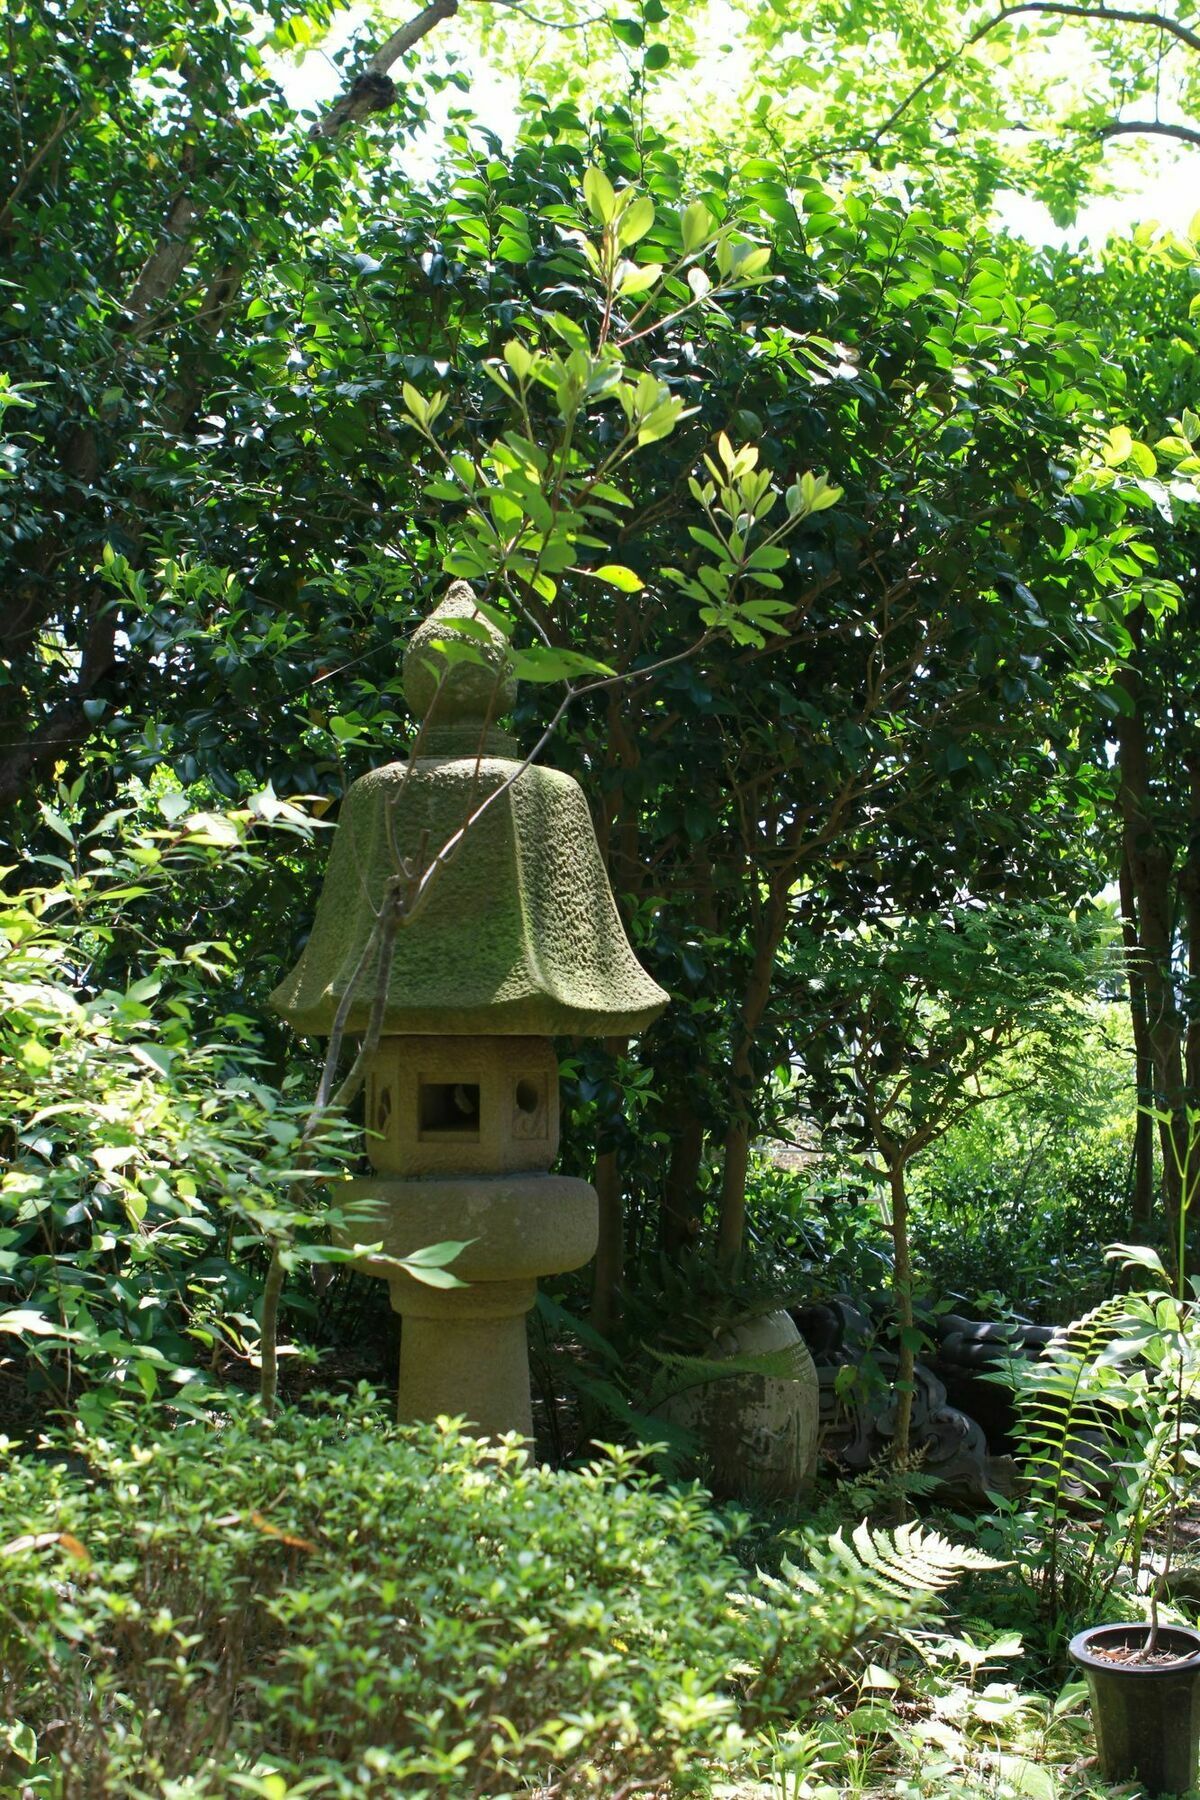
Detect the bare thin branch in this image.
<box><xmin>868</xmin><ymin>0</ymin><xmax>1200</xmax><ymax>151</ymax></box>
<box><xmin>0</xmin><ymin>105</ymin><xmax>82</xmax><ymax>229</ymax></box>
<box><xmin>1006</xmin><ymin>2</ymin><xmax>1200</xmax><ymax>54</ymax></box>
<box><xmin>481</xmin><ymin>0</ymin><xmax>608</xmax><ymax>29</ymax></box>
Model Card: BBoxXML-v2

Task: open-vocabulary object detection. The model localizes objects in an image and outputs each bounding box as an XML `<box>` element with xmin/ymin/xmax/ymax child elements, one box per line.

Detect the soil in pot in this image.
<box><xmin>1069</xmin><ymin>1622</ymin><xmax>1200</xmax><ymax>1797</ymax></box>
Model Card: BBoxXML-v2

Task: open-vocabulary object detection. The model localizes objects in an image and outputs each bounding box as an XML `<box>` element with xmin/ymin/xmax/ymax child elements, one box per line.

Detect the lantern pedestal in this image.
<box><xmin>392</xmin><ymin>1278</ymin><xmax>538</xmax><ymax>1442</ymax></box>
<box><xmin>339</xmin><ymin>1172</ymin><xmax>597</xmax><ymax>1440</ymax></box>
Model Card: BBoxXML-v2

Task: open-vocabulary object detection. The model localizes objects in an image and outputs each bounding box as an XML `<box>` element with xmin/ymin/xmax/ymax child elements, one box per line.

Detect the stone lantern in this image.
<box><xmin>270</xmin><ymin>584</ymin><xmax>668</xmax><ymax>1440</ymax></box>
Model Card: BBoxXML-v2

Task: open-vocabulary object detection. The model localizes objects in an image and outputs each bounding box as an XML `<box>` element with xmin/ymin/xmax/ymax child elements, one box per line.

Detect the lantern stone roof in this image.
<box><xmin>269</xmin><ymin>586</ymin><xmax>669</xmax><ymax>1039</ymax></box>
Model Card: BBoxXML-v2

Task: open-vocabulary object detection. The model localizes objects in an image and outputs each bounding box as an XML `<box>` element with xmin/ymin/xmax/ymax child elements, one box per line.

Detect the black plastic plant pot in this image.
<box><xmin>1069</xmin><ymin>1622</ymin><xmax>1200</xmax><ymax>1797</ymax></box>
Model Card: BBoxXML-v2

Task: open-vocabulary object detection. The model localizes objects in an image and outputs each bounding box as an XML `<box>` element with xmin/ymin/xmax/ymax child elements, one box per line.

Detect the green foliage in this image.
<box><xmin>1005</xmin><ymin>1295</ymin><xmax>1138</xmax><ymax>1622</ymax></box>
<box><xmin>794</xmin><ymin>906</ymin><xmax>1109</xmax><ymax>1161</ymax></box>
<box><xmin>0</xmin><ymin>791</ymin><xmax>362</xmax><ymax>1418</ymax></box>
<box><xmin>3</xmin><ymin>0</ymin><xmax>1148</xmax><ymax>1269</ymax></box>
<box><xmin>803</xmin><ymin>1002</ymin><xmax>1136</xmax><ymax>1318</ymax></box>
<box><xmin>4</xmin><ymin>9</ymin><xmax>1200</xmax><ymax>1788</ymax></box>
<box><xmin>533</xmin><ymin>1239</ymin><xmax>810</xmax><ymax>1468</ymax></box>
<box><xmin>911</xmin><ymin>1143</ymin><xmax>1131</xmax><ymax>1321</ymax></box>
<box><xmin>741</xmin><ymin>1157</ymin><xmax>898</xmax><ymax>1295</ymax></box>
<box><xmin>0</xmin><ymin>1389</ymin><xmax>992</xmax><ymax>1797</ymax></box>
<box><xmin>752</xmin><ymin>1520</ymin><xmax>1004</xmax><ymax>1652</ymax></box>
<box><xmin>990</xmin><ymin>1268</ymin><xmax>1200</xmax><ymax>1652</ymax></box>
<box><xmin>480</xmin><ymin>0</ymin><xmax>1200</xmax><ymax>225</ymax></box>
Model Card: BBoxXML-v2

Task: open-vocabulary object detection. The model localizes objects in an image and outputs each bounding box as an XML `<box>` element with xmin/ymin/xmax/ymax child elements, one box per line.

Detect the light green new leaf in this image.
<box><xmin>1102</xmin><ymin>424</ymin><xmax>1133</xmax><ymax>467</ymax></box>
<box><xmin>1105</xmin><ymin>1242</ymin><xmax>1167</xmax><ymax>1278</ymax></box>
<box><xmin>401</xmin><ymin>1263</ymin><xmax>468</xmax><ymax>1290</ymax></box>
<box><xmin>401</xmin><ymin>1239</ymin><xmax>474</xmax><ymax>1268</ymax></box>
<box><xmin>511</xmin><ymin>646</ymin><xmax>617</xmax><ymax>682</ymax></box>
<box><xmin>680</xmin><ymin>200</ymin><xmax>711</xmax><ymax>254</ymax></box>
<box><xmin>618</xmin><ymin>261</ymin><xmax>663</xmax><ymax>296</ymax></box>
<box><xmin>1128</xmin><ymin>440</ymin><xmax>1157</xmax><ymax>477</ymax></box>
<box><xmin>1</xmin><ymin>1722</ymin><xmax>36</xmax><ymax>1765</ymax></box>
<box><xmin>583</xmin><ymin>166</ymin><xmax>616</xmax><ymax>227</ymax></box>
<box><xmin>586</xmin><ymin>564</ymin><xmax>644</xmax><ymax>591</ymax></box>
<box><xmin>617</xmin><ymin>194</ymin><xmax>655</xmax><ymax>249</ymax></box>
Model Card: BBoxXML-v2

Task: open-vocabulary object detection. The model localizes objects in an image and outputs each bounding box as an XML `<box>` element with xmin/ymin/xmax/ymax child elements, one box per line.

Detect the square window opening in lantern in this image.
<box><xmin>418</xmin><ymin>1080</ymin><xmax>481</xmax><ymax>1138</ymax></box>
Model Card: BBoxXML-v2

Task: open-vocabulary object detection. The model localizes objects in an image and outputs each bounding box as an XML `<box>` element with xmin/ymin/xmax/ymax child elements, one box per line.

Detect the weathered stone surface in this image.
<box><xmin>271</xmin><ymin>757</ymin><xmax>668</xmax><ymax>1036</ymax></box>
<box><xmin>269</xmin><ymin>587</ymin><xmax>669</xmax><ymax>1039</ymax></box>
<box><xmin>272</xmin><ymin>583</ymin><xmax>665</xmax><ymax>1444</ymax></box>
<box><xmin>338</xmin><ymin>1172</ymin><xmax>598</xmax><ymax>1283</ymax></box>
<box><xmin>402</xmin><ymin>583</ymin><xmax>518</xmax><ymax>733</ymax></box>
<box><xmin>658</xmin><ymin>1310</ymin><xmax>820</xmax><ymax>1500</ymax></box>
<box><xmin>395</xmin><ymin>1287</ymin><xmax>537</xmax><ymax>1442</ymax></box>
<box><xmin>338</xmin><ymin>1174</ymin><xmax>597</xmax><ymax>1441</ymax></box>
<box><xmin>364</xmin><ymin>1034</ymin><xmax>560</xmax><ymax>1178</ymax></box>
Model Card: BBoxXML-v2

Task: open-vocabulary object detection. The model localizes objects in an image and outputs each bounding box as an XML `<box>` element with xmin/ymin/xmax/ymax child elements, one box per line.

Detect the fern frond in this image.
<box><xmin>1010</xmin><ymin>1294</ymin><xmax>1132</xmax><ymax>1524</ymax></box>
<box><xmin>1004</xmin><ymin>1294</ymin><xmax>1162</xmax><ymax>1616</ymax></box>
<box><xmin>737</xmin><ymin>1519</ymin><xmax>1003</xmax><ymax>1724</ymax></box>
<box><xmin>856</xmin><ymin>1520</ymin><xmax>1001</xmax><ymax>1587</ymax></box>
<box><xmin>644</xmin><ymin>1344</ymin><xmax>811</xmax><ymax>1409</ymax></box>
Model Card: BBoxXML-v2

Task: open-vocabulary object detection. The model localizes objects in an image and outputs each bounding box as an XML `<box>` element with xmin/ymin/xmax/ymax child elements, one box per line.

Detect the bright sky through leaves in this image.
<box><xmin>271</xmin><ymin>0</ymin><xmax>1199</xmax><ymax>246</ymax></box>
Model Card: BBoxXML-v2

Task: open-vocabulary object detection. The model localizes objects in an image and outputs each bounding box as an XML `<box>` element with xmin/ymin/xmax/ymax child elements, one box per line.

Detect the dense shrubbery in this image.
<box><xmin>0</xmin><ymin>1389</ymin><xmax>996</xmax><ymax>1798</ymax></box>
<box><xmin>4</xmin><ymin>3</ymin><xmax>1200</xmax><ymax>1791</ymax></box>
<box><xmin>0</xmin><ymin>801</ymin><xmax>348</xmax><ymax>1418</ymax></box>
<box><xmin>910</xmin><ymin>1139</ymin><xmax>1130</xmax><ymax>1321</ymax></box>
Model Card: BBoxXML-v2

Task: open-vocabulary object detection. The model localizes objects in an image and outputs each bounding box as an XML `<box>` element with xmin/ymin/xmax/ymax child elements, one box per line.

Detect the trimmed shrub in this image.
<box><xmin>0</xmin><ymin>1389</ymin><xmax>993</xmax><ymax>1798</ymax></box>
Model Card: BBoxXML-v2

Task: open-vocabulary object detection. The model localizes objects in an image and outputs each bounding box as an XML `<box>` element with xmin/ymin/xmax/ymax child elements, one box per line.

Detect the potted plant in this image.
<box><xmin>1068</xmin><ymin>1620</ymin><xmax>1200</xmax><ymax>1796</ymax></box>
<box><xmin>1067</xmin><ymin>1116</ymin><xmax>1200</xmax><ymax>1796</ymax></box>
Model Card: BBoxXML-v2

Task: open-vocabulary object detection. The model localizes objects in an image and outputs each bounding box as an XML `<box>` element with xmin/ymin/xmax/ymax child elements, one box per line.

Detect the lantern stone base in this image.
<box><xmin>337</xmin><ymin>1174</ymin><xmax>598</xmax><ymax>1442</ymax></box>
<box><xmin>390</xmin><ymin>1276</ymin><xmax>538</xmax><ymax>1441</ymax></box>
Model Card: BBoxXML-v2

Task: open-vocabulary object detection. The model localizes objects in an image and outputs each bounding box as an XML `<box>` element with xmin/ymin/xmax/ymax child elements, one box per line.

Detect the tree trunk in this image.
<box><xmin>591</xmin><ymin>1149</ymin><xmax>623</xmax><ymax>1339</ymax></box>
<box><xmin>717</xmin><ymin>1108</ymin><xmax>751</xmax><ymax>1268</ymax></box>
<box><xmin>662</xmin><ymin>1107</ymin><xmax>705</xmax><ymax>1255</ymax></box>
<box><xmin>718</xmin><ymin>864</ymin><xmax>795</xmax><ymax>1266</ymax></box>
<box><xmin>888</xmin><ymin>1158</ymin><xmax>915</xmax><ymax>1465</ymax></box>
<box><xmin>1131</xmin><ymin>1102</ymin><xmax>1156</xmax><ymax>1238</ymax></box>
<box><xmin>590</xmin><ymin>1036</ymin><xmax>630</xmax><ymax>1338</ymax></box>
<box><xmin>1115</xmin><ymin>654</ymin><xmax>1187</xmax><ymax>1252</ymax></box>
<box><xmin>310</xmin><ymin>0</ymin><xmax>459</xmax><ymax>138</ymax></box>
<box><xmin>1120</xmin><ymin>845</ymin><xmax>1157</xmax><ymax>1236</ymax></box>
<box><xmin>1183</xmin><ymin>751</ymin><xmax>1200</xmax><ymax>1218</ymax></box>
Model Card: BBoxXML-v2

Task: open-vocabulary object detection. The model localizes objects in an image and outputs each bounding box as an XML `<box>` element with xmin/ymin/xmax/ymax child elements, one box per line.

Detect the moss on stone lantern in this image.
<box><xmin>271</xmin><ymin>584</ymin><xmax>668</xmax><ymax>1440</ymax></box>
<box><xmin>271</xmin><ymin>585</ymin><xmax>667</xmax><ymax>1040</ymax></box>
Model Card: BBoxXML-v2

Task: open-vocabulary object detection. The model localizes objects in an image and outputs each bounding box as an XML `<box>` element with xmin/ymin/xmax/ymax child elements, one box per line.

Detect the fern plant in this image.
<box><xmin>1104</xmin><ymin>1244</ymin><xmax>1200</xmax><ymax>1651</ymax></box>
<box><xmin>1000</xmin><ymin>1274</ymin><xmax>1200</xmax><ymax>1644</ymax></box>
<box><xmin>1004</xmin><ymin>1294</ymin><xmax>1135</xmax><ymax>1619</ymax></box>
<box><xmin>737</xmin><ymin>1520</ymin><xmax>1005</xmax><ymax>1724</ymax></box>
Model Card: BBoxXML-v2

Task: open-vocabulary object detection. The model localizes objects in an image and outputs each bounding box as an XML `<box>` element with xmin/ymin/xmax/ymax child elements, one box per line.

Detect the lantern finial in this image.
<box><xmin>402</xmin><ymin>581</ymin><xmax>517</xmax><ymax>752</ymax></box>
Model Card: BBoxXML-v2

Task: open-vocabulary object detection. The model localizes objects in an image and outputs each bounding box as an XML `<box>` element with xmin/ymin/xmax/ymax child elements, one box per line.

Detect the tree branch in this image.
<box><xmin>1097</xmin><ymin>118</ymin><xmax>1200</xmax><ymax>146</ymax></box>
<box><xmin>868</xmin><ymin>1</ymin><xmax>1200</xmax><ymax>150</ymax></box>
<box><xmin>124</xmin><ymin>0</ymin><xmax>459</xmax><ymax>343</ymax></box>
<box><xmin>311</xmin><ymin>0</ymin><xmax>460</xmax><ymax>138</ymax></box>
<box><xmin>125</xmin><ymin>189</ymin><xmax>200</xmax><ymax>321</ymax></box>
<box><xmin>0</xmin><ymin>604</ymin><xmax>118</xmax><ymax>809</ymax></box>
<box><xmin>0</xmin><ymin>105</ymin><xmax>83</xmax><ymax>231</ymax></box>
<box><xmin>1006</xmin><ymin>2</ymin><xmax>1200</xmax><ymax>54</ymax></box>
